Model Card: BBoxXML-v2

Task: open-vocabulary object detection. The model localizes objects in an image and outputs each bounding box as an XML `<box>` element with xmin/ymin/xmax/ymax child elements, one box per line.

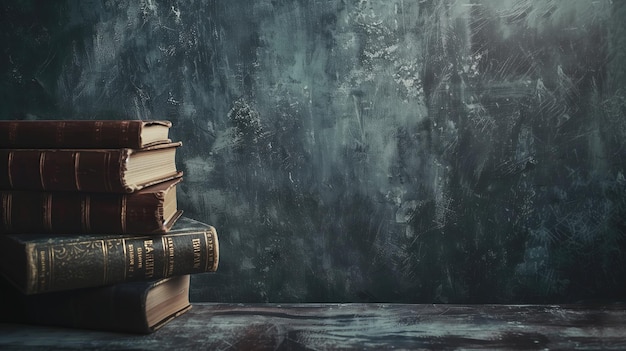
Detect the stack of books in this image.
<box><xmin>0</xmin><ymin>120</ymin><xmax>219</xmax><ymax>334</ymax></box>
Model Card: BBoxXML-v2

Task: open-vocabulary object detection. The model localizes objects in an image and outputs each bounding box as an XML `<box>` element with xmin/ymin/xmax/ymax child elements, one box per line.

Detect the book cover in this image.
<box><xmin>0</xmin><ymin>142</ymin><xmax>183</xmax><ymax>193</ymax></box>
<box><xmin>0</xmin><ymin>217</ymin><xmax>219</xmax><ymax>295</ymax></box>
<box><xmin>0</xmin><ymin>177</ymin><xmax>183</xmax><ymax>235</ymax></box>
<box><xmin>0</xmin><ymin>120</ymin><xmax>173</xmax><ymax>149</ymax></box>
<box><xmin>0</xmin><ymin>274</ymin><xmax>192</xmax><ymax>334</ymax></box>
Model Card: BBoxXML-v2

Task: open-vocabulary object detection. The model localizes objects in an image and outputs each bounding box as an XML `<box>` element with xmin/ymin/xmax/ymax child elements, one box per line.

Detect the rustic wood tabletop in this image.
<box><xmin>1</xmin><ymin>303</ymin><xmax>625</xmax><ymax>350</ymax></box>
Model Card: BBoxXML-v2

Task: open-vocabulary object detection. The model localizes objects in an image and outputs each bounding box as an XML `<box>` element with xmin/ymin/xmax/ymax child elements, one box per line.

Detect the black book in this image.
<box><xmin>0</xmin><ymin>274</ymin><xmax>191</xmax><ymax>334</ymax></box>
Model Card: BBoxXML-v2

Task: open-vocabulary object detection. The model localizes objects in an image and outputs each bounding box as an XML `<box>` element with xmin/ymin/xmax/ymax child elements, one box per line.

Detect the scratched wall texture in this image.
<box><xmin>2</xmin><ymin>0</ymin><xmax>626</xmax><ymax>303</ymax></box>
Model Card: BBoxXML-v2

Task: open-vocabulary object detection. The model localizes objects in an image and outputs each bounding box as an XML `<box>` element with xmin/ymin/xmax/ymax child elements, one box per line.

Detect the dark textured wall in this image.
<box><xmin>2</xmin><ymin>0</ymin><xmax>626</xmax><ymax>304</ymax></box>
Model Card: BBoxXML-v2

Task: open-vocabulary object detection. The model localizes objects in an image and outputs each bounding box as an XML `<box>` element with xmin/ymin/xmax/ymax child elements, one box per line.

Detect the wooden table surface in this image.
<box><xmin>1</xmin><ymin>303</ymin><xmax>625</xmax><ymax>350</ymax></box>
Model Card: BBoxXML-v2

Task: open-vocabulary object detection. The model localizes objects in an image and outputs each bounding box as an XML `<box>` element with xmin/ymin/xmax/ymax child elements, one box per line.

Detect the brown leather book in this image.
<box><xmin>0</xmin><ymin>142</ymin><xmax>183</xmax><ymax>193</ymax></box>
<box><xmin>0</xmin><ymin>216</ymin><xmax>219</xmax><ymax>295</ymax></box>
<box><xmin>0</xmin><ymin>177</ymin><xmax>183</xmax><ymax>235</ymax></box>
<box><xmin>0</xmin><ymin>120</ymin><xmax>173</xmax><ymax>149</ymax></box>
<box><xmin>0</xmin><ymin>274</ymin><xmax>192</xmax><ymax>334</ymax></box>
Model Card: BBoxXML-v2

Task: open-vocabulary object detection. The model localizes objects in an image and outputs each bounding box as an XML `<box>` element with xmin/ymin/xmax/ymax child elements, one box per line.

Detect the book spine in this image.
<box><xmin>0</xmin><ymin>190</ymin><xmax>165</xmax><ymax>234</ymax></box>
<box><xmin>23</xmin><ymin>228</ymin><xmax>218</xmax><ymax>294</ymax></box>
<box><xmin>0</xmin><ymin>120</ymin><xmax>143</xmax><ymax>149</ymax></box>
<box><xmin>0</xmin><ymin>149</ymin><xmax>128</xmax><ymax>192</ymax></box>
<box><xmin>1</xmin><ymin>275</ymin><xmax>191</xmax><ymax>333</ymax></box>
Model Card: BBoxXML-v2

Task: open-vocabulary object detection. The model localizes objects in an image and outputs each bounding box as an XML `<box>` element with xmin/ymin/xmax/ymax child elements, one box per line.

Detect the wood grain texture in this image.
<box><xmin>0</xmin><ymin>303</ymin><xmax>624</xmax><ymax>350</ymax></box>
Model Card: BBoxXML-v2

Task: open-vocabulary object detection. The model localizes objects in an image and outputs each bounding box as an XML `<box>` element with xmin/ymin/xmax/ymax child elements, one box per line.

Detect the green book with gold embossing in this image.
<box><xmin>0</xmin><ymin>217</ymin><xmax>219</xmax><ymax>295</ymax></box>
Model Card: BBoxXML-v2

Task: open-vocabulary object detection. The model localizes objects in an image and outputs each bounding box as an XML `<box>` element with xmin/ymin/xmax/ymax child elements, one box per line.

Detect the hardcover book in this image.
<box><xmin>0</xmin><ymin>274</ymin><xmax>192</xmax><ymax>334</ymax></box>
<box><xmin>0</xmin><ymin>142</ymin><xmax>183</xmax><ymax>193</ymax></box>
<box><xmin>0</xmin><ymin>216</ymin><xmax>219</xmax><ymax>295</ymax></box>
<box><xmin>0</xmin><ymin>177</ymin><xmax>182</xmax><ymax>235</ymax></box>
<box><xmin>0</xmin><ymin>120</ymin><xmax>173</xmax><ymax>149</ymax></box>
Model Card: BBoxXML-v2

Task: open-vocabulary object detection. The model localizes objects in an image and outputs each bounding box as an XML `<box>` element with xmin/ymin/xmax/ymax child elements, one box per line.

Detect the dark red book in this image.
<box><xmin>0</xmin><ymin>177</ymin><xmax>183</xmax><ymax>235</ymax></box>
<box><xmin>0</xmin><ymin>142</ymin><xmax>182</xmax><ymax>193</ymax></box>
<box><xmin>0</xmin><ymin>120</ymin><xmax>173</xmax><ymax>149</ymax></box>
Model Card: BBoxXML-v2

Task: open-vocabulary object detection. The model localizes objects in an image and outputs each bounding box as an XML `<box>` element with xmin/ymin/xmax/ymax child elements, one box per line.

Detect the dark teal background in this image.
<box><xmin>2</xmin><ymin>0</ymin><xmax>626</xmax><ymax>303</ymax></box>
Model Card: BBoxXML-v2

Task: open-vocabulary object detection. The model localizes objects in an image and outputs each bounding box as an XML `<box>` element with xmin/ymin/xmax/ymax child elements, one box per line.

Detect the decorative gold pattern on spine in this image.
<box><xmin>101</xmin><ymin>240</ymin><xmax>108</xmax><ymax>285</ymax></box>
<box><xmin>47</xmin><ymin>247</ymin><xmax>54</xmax><ymax>292</ymax></box>
<box><xmin>161</xmin><ymin>236</ymin><xmax>169</xmax><ymax>277</ymax></box>
<box><xmin>73</xmin><ymin>151</ymin><xmax>81</xmax><ymax>191</ymax></box>
<box><xmin>39</xmin><ymin>151</ymin><xmax>46</xmax><ymax>190</ymax></box>
<box><xmin>205</xmin><ymin>232</ymin><xmax>212</xmax><ymax>272</ymax></box>
<box><xmin>7</xmin><ymin>151</ymin><xmax>14</xmax><ymax>188</ymax></box>
<box><xmin>122</xmin><ymin>238</ymin><xmax>128</xmax><ymax>281</ymax></box>
<box><xmin>205</xmin><ymin>229</ymin><xmax>217</xmax><ymax>272</ymax></box>
<box><xmin>166</xmin><ymin>236</ymin><xmax>175</xmax><ymax>277</ymax></box>
<box><xmin>43</xmin><ymin>193</ymin><xmax>52</xmax><ymax>231</ymax></box>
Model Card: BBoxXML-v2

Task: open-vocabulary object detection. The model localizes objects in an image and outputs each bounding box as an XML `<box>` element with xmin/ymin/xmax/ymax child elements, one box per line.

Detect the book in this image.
<box><xmin>0</xmin><ymin>216</ymin><xmax>219</xmax><ymax>295</ymax></box>
<box><xmin>0</xmin><ymin>142</ymin><xmax>183</xmax><ymax>193</ymax></box>
<box><xmin>0</xmin><ymin>177</ymin><xmax>183</xmax><ymax>235</ymax></box>
<box><xmin>0</xmin><ymin>120</ymin><xmax>173</xmax><ymax>149</ymax></box>
<box><xmin>0</xmin><ymin>274</ymin><xmax>192</xmax><ymax>334</ymax></box>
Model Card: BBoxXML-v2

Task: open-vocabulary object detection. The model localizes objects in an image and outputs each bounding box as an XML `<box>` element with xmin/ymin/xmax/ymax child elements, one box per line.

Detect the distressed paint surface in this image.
<box><xmin>1</xmin><ymin>0</ymin><xmax>626</xmax><ymax>303</ymax></box>
<box><xmin>1</xmin><ymin>303</ymin><xmax>626</xmax><ymax>350</ymax></box>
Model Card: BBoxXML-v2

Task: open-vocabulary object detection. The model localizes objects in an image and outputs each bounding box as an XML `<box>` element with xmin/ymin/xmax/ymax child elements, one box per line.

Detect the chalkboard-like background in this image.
<box><xmin>2</xmin><ymin>0</ymin><xmax>625</xmax><ymax>304</ymax></box>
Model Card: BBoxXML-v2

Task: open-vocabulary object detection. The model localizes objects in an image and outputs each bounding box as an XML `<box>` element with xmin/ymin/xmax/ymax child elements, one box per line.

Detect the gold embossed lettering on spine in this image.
<box><xmin>1</xmin><ymin>217</ymin><xmax>219</xmax><ymax>295</ymax></box>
